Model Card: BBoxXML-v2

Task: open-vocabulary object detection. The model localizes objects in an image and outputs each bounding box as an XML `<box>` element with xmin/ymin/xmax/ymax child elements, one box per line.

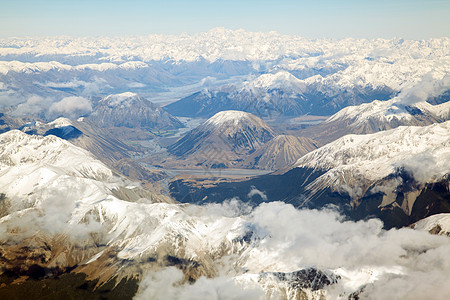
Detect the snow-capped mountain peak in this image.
<box><xmin>0</xmin><ymin>130</ymin><xmax>117</xmax><ymax>199</ymax></box>
<box><xmin>324</xmin><ymin>98</ymin><xmax>450</xmax><ymax>129</ymax></box>
<box><xmin>168</xmin><ymin>110</ymin><xmax>275</xmax><ymax>162</ymax></box>
<box><xmin>90</xmin><ymin>93</ymin><xmax>184</xmax><ymax>130</ymax></box>
<box><xmin>205</xmin><ymin>110</ymin><xmax>259</xmax><ymax>127</ymax></box>
<box><xmin>249</xmin><ymin>71</ymin><xmax>306</xmax><ymax>92</ymax></box>
<box><xmin>293</xmin><ymin>121</ymin><xmax>450</xmax><ymax>198</ymax></box>
<box><xmin>102</xmin><ymin>92</ymin><xmax>139</xmax><ymax>107</ymax></box>
<box><xmin>47</xmin><ymin>117</ymin><xmax>74</xmax><ymax>128</ymax></box>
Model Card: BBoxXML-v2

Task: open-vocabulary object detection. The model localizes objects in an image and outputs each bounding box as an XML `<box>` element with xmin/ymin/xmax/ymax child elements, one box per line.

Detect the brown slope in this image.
<box><xmin>240</xmin><ymin>135</ymin><xmax>319</xmax><ymax>170</ymax></box>
<box><xmin>167</xmin><ymin>110</ymin><xmax>276</xmax><ymax>168</ymax></box>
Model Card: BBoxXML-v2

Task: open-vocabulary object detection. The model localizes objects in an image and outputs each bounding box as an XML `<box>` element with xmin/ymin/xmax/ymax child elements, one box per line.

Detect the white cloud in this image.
<box><xmin>48</xmin><ymin>96</ymin><xmax>92</xmax><ymax>119</ymax></box>
<box><xmin>134</xmin><ymin>267</ymin><xmax>264</xmax><ymax>300</ymax></box>
<box><xmin>80</xmin><ymin>77</ymin><xmax>111</xmax><ymax>96</ymax></box>
<box><xmin>131</xmin><ymin>201</ymin><xmax>450</xmax><ymax>299</ymax></box>
<box><xmin>247</xmin><ymin>186</ymin><xmax>268</xmax><ymax>201</ymax></box>
<box><xmin>399</xmin><ymin>151</ymin><xmax>450</xmax><ymax>183</ymax></box>
<box><xmin>397</xmin><ymin>73</ymin><xmax>450</xmax><ymax>105</ymax></box>
<box><xmin>0</xmin><ymin>91</ymin><xmax>25</xmax><ymax>110</ymax></box>
<box><xmin>11</xmin><ymin>95</ymin><xmax>54</xmax><ymax>117</ymax></box>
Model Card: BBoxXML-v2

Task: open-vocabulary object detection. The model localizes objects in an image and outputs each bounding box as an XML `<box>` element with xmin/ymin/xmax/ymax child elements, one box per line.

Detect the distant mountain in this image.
<box><xmin>164</xmin><ymin>71</ymin><xmax>395</xmax><ymax>118</ymax></box>
<box><xmin>167</xmin><ymin>110</ymin><xmax>275</xmax><ymax>168</ymax></box>
<box><xmin>240</xmin><ymin>135</ymin><xmax>319</xmax><ymax>170</ymax></box>
<box><xmin>89</xmin><ymin>92</ymin><xmax>184</xmax><ymax>130</ymax></box>
<box><xmin>171</xmin><ymin>121</ymin><xmax>450</xmax><ymax>229</ymax></box>
<box><xmin>300</xmin><ymin>99</ymin><xmax>450</xmax><ymax>144</ymax></box>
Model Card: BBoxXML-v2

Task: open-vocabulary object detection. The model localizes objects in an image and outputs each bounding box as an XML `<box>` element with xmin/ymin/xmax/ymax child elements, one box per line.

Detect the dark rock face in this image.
<box><xmin>262</xmin><ymin>267</ymin><xmax>339</xmax><ymax>291</ymax></box>
<box><xmin>170</xmin><ymin>167</ymin><xmax>323</xmax><ymax>205</ymax></box>
<box><xmin>44</xmin><ymin>126</ymin><xmax>83</xmax><ymax>140</ymax></box>
<box><xmin>0</xmin><ymin>272</ymin><xmax>139</xmax><ymax>300</ymax></box>
<box><xmin>170</xmin><ymin>167</ymin><xmax>450</xmax><ymax>229</ymax></box>
<box><xmin>240</xmin><ymin>135</ymin><xmax>319</xmax><ymax>170</ymax></box>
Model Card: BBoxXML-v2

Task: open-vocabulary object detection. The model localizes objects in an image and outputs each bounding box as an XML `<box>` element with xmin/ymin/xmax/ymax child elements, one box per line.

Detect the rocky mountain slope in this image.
<box><xmin>89</xmin><ymin>92</ymin><xmax>184</xmax><ymax>131</ymax></box>
<box><xmin>16</xmin><ymin>117</ymin><xmax>167</xmax><ymax>192</ymax></box>
<box><xmin>0</xmin><ymin>113</ymin><xmax>30</xmax><ymax>134</ymax></box>
<box><xmin>165</xmin><ymin>71</ymin><xmax>313</xmax><ymax>118</ymax></box>
<box><xmin>300</xmin><ymin>98</ymin><xmax>450</xmax><ymax>144</ymax></box>
<box><xmin>171</xmin><ymin>121</ymin><xmax>450</xmax><ymax>228</ymax></box>
<box><xmin>19</xmin><ymin>117</ymin><xmax>134</xmax><ymax>164</ymax></box>
<box><xmin>240</xmin><ymin>134</ymin><xmax>319</xmax><ymax>170</ymax></box>
<box><xmin>167</xmin><ymin>110</ymin><xmax>276</xmax><ymax>168</ymax></box>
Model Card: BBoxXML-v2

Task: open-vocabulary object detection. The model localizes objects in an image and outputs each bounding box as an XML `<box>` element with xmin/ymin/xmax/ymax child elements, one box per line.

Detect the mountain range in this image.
<box><xmin>171</xmin><ymin>120</ymin><xmax>450</xmax><ymax>229</ymax></box>
<box><xmin>299</xmin><ymin>97</ymin><xmax>450</xmax><ymax>143</ymax></box>
<box><xmin>164</xmin><ymin>70</ymin><xmax>396</xmax><ymax>118</ymax></box>
<box><xmin>1</xmin><ymin>29</ymin><xmax>450</xmax><ymax>299</ymax></box>
<box><xmin>2</xmin><ymin>30</ymin><xmax>449</xmax><ymax>122</ymax></box>
<box><xmin>2</xmin><ymin>130</ymin><xmax>449</xmax><ymax>299</ymax></box>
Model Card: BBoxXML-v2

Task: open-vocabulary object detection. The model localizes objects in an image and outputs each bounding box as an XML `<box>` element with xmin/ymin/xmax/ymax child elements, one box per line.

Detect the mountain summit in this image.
<box><xmin>89</xmin><ymin>92</ymin><xmax>183</xmax><ymax>130</ymax></box>
<box><xmin>168</xmin><ymin>110</ymin><xmax>275</xmax><ymax>167</ymax></box>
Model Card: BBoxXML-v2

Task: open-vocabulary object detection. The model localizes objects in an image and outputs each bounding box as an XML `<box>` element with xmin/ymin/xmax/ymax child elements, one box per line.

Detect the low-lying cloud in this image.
<box><xmin>134</xmin><ymin>267</ymin><xmax>264</xmax><ymax>300</ymax></box>
<box><xmin>2</xmin><ymin>180</ymin><xmax>450</xmax><ymax>299</ymax></box>
<box><xmin>11</xmin><ymin>95</ymin><xmax>92</xmax><ymax>120</ymax></box>
<box><xmin>48</xmin><ymin>96</ymin><xmax>92</xmax><ymax>119</ymax></box>
<box><xmin>133</xmin><ymin>201</ymin><xmax>450</xmax><ymax>299</ymax></box>
<box><xmin>397</xmin><ymin>73</ymin><xmax>450</xmax><ymax>105</ymax></box>
<box><xmin>247</xmin><ymin>186</ymin><xmax>268</xmax><ymax>201</ymax></box>
<box><xmin>11</xmin><ymin>95</ymin><xmax>53</xmax><ymax>118</ymax></box>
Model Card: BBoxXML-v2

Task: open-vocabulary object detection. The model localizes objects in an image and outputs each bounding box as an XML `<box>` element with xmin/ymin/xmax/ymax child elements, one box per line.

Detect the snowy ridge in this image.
<box><xmin>1</xmin><ymin>30</ymin><xmax>449</xmax><ymax>63</ymax></box>
<box><xmin>248</xmin><ymin>71</ymin><xmax>306</xmax><ymax>92</ymax></box>
<box><xmin>326</xmin><ymin>99</ymin><xmax>450</xmax><ymax>125</ymax></box>
<box><xmin>0</xmin><ymin>130</ymin><xmax>170</xmax><ymax>243</ymax></box>
<box><xmin>419</xmin><ymin>101</ymin><xmax>450</xmax><ymax>119</ymax></box>
<box><xmin>205</xmin><ymin>110</ymin><xmax>260</xmax><ymax>127</ymax></box>
<box><xmin>102</xmin><ymin>92</ymin><xmax>139</xmax><ymax>107</ymax></box>
<box><xmin>294</xmin><ymin>121</ymin><xmax>450</xmax><ymax>197</ymax></box>
<box><xmin>0</xmin><ymin>60</ymin><xmax>148</xmax><ymax>75</ymax></box>
<box><xmin>413</xmin><ymin>213</ymin><xmax>450</xmax><ymax>236</ymax></box>
<box><xmin>47</xmin><ymin>117</ymin><xmax>74</xmax><ymax>128</ymax></box>
<box><xmin>0</xmin><ymin>130</ymin><xmax>114</xmax><ymax>186</ymax></box>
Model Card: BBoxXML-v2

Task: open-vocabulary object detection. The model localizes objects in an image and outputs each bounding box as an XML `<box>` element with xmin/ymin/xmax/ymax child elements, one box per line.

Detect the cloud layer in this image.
<box><xmin>133</xmin><ymin>201</ymin><xmax>450</xmax><ymax>299</ymax></box>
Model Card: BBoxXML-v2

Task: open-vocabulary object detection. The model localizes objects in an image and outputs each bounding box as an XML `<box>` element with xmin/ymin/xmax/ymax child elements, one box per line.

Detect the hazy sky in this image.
<box><xmin>1</xmin><ymin>0</ymin><xmax>449</xmax><ymax>39</ymax></box>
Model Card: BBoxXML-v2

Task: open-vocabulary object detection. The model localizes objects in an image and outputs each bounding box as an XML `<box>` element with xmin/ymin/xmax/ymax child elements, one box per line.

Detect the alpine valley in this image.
<box><xmin>0</xmin><ymin>29</ymin><xmax>449</xmax><ymax>300</ymax></box>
